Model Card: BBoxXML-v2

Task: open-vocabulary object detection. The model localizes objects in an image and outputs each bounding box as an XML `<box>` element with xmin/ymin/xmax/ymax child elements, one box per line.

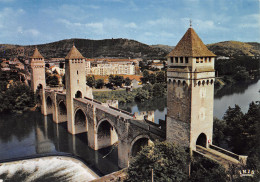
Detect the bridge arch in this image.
<box><xmin>130</xmin><ymin>135</ymin><xmax>153</xmax><ymax>157</ymax></box>
<box><xmin>58</xmin><ymin>100</ymin><xmax>67</xmax><ymax>122</ymax></box>
<box><xmin>196</xmin><ymin>133</ymin><xmax>207</xmax><ymax>148</ymax></box>
<box><xmin>46</xmin><ymin>96</ymin><xmax>53</xmax><ymax>114</ymax></box>
<box><xmin>97</xmin><ymin>118</ymin><xmax>118</xmax><ymax>150</ymax></box>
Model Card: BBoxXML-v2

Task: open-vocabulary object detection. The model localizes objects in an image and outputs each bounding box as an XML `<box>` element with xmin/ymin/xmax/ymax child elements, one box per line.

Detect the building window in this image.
<box><xmin>175</xmin><ymin>57</ymin><xmax>178</xmax><ymax>63</ymax></box>
<box><xmin>170</xmin><ymin>57</ymin><xmax>173</xmax><ymax>63</ymax></box>
<box><xmin>180</xmin><ymin>57</ymin><xmax>183</xmax><ymax>63</ymax></box>
<box><xmin>200</xmin><ymin>57</ymin><xmax>203</xmax><ymax>63</ymax></box>
<box><xmin>196</xmin><ymin>57</ymin><xmax>199</xmax><ymax>63</ymax></box>
<box><xmin>77</xmin><ymin>70</ymin><xmax>78</xmax><ymax>75</ymax></box>
<box><xmin>209</xmin><ymin>57</ymin><xmax>212</xmax><ymax>63</ymax></box>
<box><xmin>185</xmin><ymin>57</ymin><xmax>189</xmax><ymax>63</ymax></box>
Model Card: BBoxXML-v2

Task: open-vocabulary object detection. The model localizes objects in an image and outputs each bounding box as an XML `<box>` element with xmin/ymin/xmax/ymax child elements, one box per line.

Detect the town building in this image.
<box><xmin>86</xmin><ymin>58</ymin><xmax>140</xmax><ymax>75</ymax></box>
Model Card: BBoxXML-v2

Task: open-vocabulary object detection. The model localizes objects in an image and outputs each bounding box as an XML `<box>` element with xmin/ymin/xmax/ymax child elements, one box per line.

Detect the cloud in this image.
<box><xmin>26</xmin><ymin>29</ymin><xmax>40</xmax><ymax>36</ymax></box>
<box><xmin>239</xmin><ymin>14</ymin><xmax>260</xmax><ymax>28</ymax></box>
<box><xmin>124</xmin><ymin>22</ymin><xmax>137</xmax><ymax>28</ymax></box>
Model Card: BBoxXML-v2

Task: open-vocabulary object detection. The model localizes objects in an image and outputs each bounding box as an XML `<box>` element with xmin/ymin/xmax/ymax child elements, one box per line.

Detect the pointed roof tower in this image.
<box><xmin>65</xmin><ymin>44</ymin><xmax>85</xmax><ymax>59</ymax></box>
<box><xmin>168</xmin><ymin>28</ymin><xmax>216</xmax><ymax>57</ymax></box>
<box><xmin>31</xmin><ymin>47</ymin><xmax>44</xmax><ymax>59</ymax></box>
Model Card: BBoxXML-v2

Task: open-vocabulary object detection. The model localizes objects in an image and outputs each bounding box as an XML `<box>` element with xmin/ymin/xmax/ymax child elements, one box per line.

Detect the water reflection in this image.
<box><xmin>0</xmin><ymin>112</ymin><xmax>119</xmax><ymax>176</ymax></box>
<box><xmin>215</xmin><ymin>79</ymin><xmax>259</xmax><ymax>99</ymax></box>
<box><xmin>119</xmin><ymin>80</ymin><xmax>260</xmax><ymax>121</ymax></box>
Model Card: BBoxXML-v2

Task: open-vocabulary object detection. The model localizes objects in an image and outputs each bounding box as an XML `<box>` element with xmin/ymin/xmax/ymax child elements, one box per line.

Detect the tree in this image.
<box><xmin>114</xmin><ymin>75</ymin><xmax>124</xmax><ymax>87</ymax></box>
<box><xmin>213</xmin><ymin>117</ymin><xmax>227</xmax><ymax>146</ymax></box>
<box><xmin>134</xmin><ymin>89</ymin><xmax>150</xmax><ymax>102</ymax></box>
<box><xmin>233</xmin><ymin>66</ymin><xmax>250</xmax><ymax>81</ymax></box>
<box><xmin>156</xmin><ymin>71</ymin><xmax>166</xmax><ymax>83</ymax></box>
<box><xmin>86</xmin><ymin>75</ymin><xmax>95</xmax><ymax>87</ymax></box>
<box><xmin>0</xmin><ymin>83</ymin><xmax>35</xmax><ymax>113</ymax></box>
<box><xmin>149</xmin><ymin>73</ymin><xmax>156</xmax><ymax>84</ymax></box>
<box><xmin>126</xmin><ymin>141</ymin><xmax>189</xmax><ymax>182</ymax></box>
<box><xmin>95</xmin><ymin>79</ymin><xmax>104</xmax><ymax>89</ymax></box>
<box><xmin>46</xmin><ymin>74</ymin><xmax>59</xmax><ymax>86</ymax></box>
<box><xmin>190</xmin><ymin>156</ymin><xmax>228</xmax><ymax>182</ymax></box>
<box><xmin>141</xmin><ymin>70</ymin><xmax>149</xmax><ymax>84</ymax></box>
<box><xmin>152</xmin><ymin>83</ymin><xmax>165</xmax><ymax>97</ymax></box>
<box><xmin>125</xmin><ymin>77</ymin><xmax>132</xmax><ymax>86</ymax></box>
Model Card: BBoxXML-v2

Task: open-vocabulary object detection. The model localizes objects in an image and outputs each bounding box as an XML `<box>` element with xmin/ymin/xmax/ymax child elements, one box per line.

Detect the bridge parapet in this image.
<box><xmin>129</xmin><ymin>120</ymin><xmax>166</xmax><ymax>139</ymax></box>
<box><xmin>209</xmin><ymin>145</ymin><xmax>247</xmax><ymax>165</ymax></box>
<box><xmin>195</xmin><ymin>145</ymin><xmax>247</xmax><ymax>169</ymax></box>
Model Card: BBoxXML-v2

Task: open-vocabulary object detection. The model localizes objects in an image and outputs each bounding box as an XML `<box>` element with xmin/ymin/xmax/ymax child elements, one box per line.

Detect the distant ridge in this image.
<box><xmin>207</xmin><ymin>41</ymin><xmax>260</xmax><ymax>57</ymax></box>
<box><xmin>0</xmin><ymin>38</ymin><xmax>168</xmax><ymax>60</ymax></box>
<box><xmin>0</xmin><ymin>39</ymin><xmax>259</xmax><ymax>60</ymax></box>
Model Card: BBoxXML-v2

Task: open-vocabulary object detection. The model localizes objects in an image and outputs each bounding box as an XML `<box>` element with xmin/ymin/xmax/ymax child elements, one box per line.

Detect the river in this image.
<box><xmin>119</xmin><ymin>79</ymin><xmax>260</xmax><ymax>123</ymax></box>
<box><xmin>0</xmin><ymin>79</ymin><xmax>259</xmax><ymax>179</ymax></box>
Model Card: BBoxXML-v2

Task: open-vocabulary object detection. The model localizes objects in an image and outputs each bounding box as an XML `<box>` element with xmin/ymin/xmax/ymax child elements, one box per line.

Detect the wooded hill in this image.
<box><xmin>0</xmin><ymin>39</ymin><xmax>168</xmax><ymax>60</ymax></box>
<box><xmin>0</xmin><ymin>39</ymin><xmax>259</xmax><ymax>60</ymax></box>
<box><xmin>207</xmin><ymin>41</ymin><xmax>260</xmax><ymax>57</ymax></box>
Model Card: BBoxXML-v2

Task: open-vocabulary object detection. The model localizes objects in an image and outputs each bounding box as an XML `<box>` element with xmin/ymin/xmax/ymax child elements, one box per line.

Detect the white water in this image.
<box><xmin>0</xmin><ymin>156</ymin><xmax>98</xmax><ymax>182</ymax></box>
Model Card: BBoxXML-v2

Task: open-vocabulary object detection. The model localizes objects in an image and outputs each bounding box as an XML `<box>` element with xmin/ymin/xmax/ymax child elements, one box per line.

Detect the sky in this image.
<box><xmin>0</xmin><ymin>0</ymin><xmax>259</xmax><ymax>46</ymax></box>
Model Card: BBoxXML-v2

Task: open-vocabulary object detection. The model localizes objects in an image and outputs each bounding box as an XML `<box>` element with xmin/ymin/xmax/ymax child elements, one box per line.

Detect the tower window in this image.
<box><xmin>196</xmin><ymin>58</ymin><xmax>199</xmax><ymax>63</ymax></box>
<box><xmin>77</xmin><ymin>70</ymin><xmax>78</xmax><ymax>75</ymax></box>
<box><xmin>170</xmin><ymin>57</ymin><xmax>173</xmax><ymax>63</ymax></box>
<box><xmin>200</xmin><ymin>57</ymin><xmax>203</xmax><ymax>63</ymax></box>
<box><xmin>180</xmin><ymin>57</ymin><xmax>183</xmax><ymax>63</ymax></box>
<box><xmin>205</xmin><ymin>58</ymin><xmax>208</xmax><ymax>63</ymax></box>
<box><xmin>175</xmin><ymin>57</ymin><xmax>178</xmax><ymax>63</ymax></box>
<box><xmin>185</xmin><ymin>57</ymin><xmax>189</xmax><ymax>63</ymax></box>
<box><xmin>77</xmin><ymin>80</ymin><xmax>79</xmax><ymax>84</ymax></box>
<box><xmin>209</xmin><ymin>57</ymin><xmax>212</xmax><ymax>63</ymax></box>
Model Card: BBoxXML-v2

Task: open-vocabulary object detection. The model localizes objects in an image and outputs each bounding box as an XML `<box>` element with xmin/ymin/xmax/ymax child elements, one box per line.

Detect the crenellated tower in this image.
<box><xmin>65</xmin><ymin>44</ymin><xmax>93</xmax><ymax>134</ymax></box>
<box><xmin>30</xmin><ymin>47</ymin><xmax>46</xmax><ymax>92</ymax></box>
<box><xmin>166</xmin><ymin>27</ymin><xmax>216</xmax><ymax>152</ymax></box>
<box><xmin>30</xmin><ymin>47</ymin><xmax>47</xmax><ymax>115</ymax></box>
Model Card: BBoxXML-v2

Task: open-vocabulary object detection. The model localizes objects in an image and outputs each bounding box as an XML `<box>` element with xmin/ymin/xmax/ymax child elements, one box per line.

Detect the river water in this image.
<box><xmin>0</xmin><ymin>80</ymin><xmax>259</xmax><ymax>179</ymax></box>
<box><xmin>119</xmin><ymin>79</ymin><xmax>260</xmax><ymax>122</ymax></box>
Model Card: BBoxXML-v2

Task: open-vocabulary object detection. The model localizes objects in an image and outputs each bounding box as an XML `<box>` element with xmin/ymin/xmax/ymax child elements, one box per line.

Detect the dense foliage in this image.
<box><xmin>190</xmin><ymin>156</ymin><xmax>228</xmax><ymax>182</ymax></box>
<box><xmin>46</xmin><ymin>72</ymin><xmax>59</xmax><ymax>86</ymax></box>
<box><xmin>126</xmin><ymin>141</ymin><xmax>230</xmax><ymax>182</ymax></box>
<box><xmin>0</xmin><ymin>82</ymin><xmax>35</xmax><ymax>113</ymax></box>
<box><xmin>215</xmin><ymin>56</ymin><xmax>259</xmax><ymax>82</ymax></box>
<box><xmin>126</xmin><ymin>141</ymin><xmax>189</xmax><ymax>182</ymax></box>
<box><xmin>213</xmin><ymin>102</ymin><xmax>260</xmax><ymax>180</ymax></box>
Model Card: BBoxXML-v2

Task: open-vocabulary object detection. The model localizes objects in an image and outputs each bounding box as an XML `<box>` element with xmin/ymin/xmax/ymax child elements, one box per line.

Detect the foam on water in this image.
<box><xmin>0</xmin><ymin>156</ymin><xmax>98</xmax><ymax>182</ymax></box>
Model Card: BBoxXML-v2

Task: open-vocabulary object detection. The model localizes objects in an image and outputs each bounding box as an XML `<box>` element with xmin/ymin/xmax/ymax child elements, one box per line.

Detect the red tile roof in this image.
<box><xmin>31</xmin><ymin>48</ymin><xmax>44</xmax><ymax>59</ymax></box>
<box><xmin>65</xmin><ymin>45</ymin><xmax>85</xmax><ymax>59</ymax></box>
<box><xmin>167</xmin><ymin>28</ymin><xmax>216</xmax><ymax>57</ymax></box>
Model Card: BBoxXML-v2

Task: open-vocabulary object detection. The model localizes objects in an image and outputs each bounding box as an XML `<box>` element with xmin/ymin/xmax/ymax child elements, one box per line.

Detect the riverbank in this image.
<box><xmin>0</xmin><ymin>156</ymin><xmax>99</xmax><ymax>182</ymax></box>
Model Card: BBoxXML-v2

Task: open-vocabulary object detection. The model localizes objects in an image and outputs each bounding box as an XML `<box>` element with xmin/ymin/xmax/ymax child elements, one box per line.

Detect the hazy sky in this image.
<box><xmin>0</xmin><ymin>0</ymin><xmax>259</xmax><ymax>45</ymax></box>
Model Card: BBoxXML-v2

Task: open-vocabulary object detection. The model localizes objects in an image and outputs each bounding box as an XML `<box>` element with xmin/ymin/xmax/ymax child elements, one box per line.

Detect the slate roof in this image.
<box><xmin>31</xmin><ymin>47</ymin><xmax>44</xmax><ymax>59</ymax></box>
<box><xmin>167</xmin><ymin>28</ymin><xmax>216</xmax><ymax>57</ymax></box>
<box><xmin>65</xmin><ymin>45</ymin><xmax>85</xmax><ymax>59</ymax></box>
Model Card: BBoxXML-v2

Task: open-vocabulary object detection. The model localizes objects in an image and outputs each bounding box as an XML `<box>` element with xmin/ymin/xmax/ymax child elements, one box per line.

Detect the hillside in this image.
<box><xmin>0</xmin><ymin>39</ymin><xmax>259</xmax><ymax>60</ymax></box>
<box><xmin>0</xmin><ymin>39</ymin><xmax>168</xmax><ymax>60</ymax></box>
<box><xmin>150</xmin><ymin>44</ymin><xmax>175</xmax><ymax>53</ymax></box>
<box><xmin>207</xmin><ymin>41</ymin><xmax>260</xmax><ymax>57</ymax></box>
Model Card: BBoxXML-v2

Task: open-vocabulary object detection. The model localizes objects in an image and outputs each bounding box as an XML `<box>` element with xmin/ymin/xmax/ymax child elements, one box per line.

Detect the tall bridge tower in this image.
<box><xmin>65</xmin><ymin>44</ymin><xmax>93</xmax><ymax>134</ymax></box>
<box><xmin>30</xmin><ymin>47</ymin><xmax>46</xmax><ymax>92</ymax></box>
<box><xmin>30</xmin><ymin>48</ymin><xmax>47</xmax><ymax>115</ymax></box>
<box><xmin>166</xmin><ymin>27</ymin><xmax>216</xmax><ymax>152</ymax></box>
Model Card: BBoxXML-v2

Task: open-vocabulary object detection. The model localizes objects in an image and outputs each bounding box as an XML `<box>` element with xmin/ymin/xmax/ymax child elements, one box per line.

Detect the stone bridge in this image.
<box><xmin>37</xmin><ymin>88</ymin><xmax>165</xmax><ymax>168</ymax></box>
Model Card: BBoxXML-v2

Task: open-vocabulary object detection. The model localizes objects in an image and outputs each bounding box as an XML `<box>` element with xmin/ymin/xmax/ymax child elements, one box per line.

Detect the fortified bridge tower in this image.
<box><xmin>65</xmin><ymin>44</ymin><xmax>93</xmax><ymax>134</ymax></box>
<box><xmin>166</xmin><ymin>27</ymin><xmax>216</xmax><ymax>152</ymax></box>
